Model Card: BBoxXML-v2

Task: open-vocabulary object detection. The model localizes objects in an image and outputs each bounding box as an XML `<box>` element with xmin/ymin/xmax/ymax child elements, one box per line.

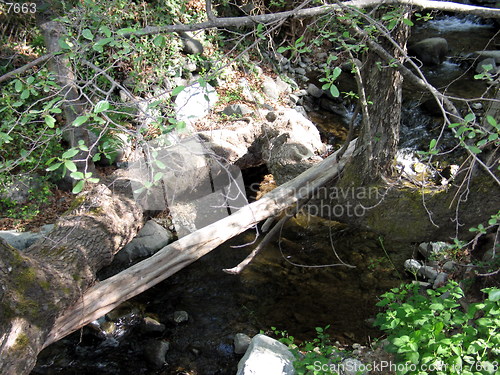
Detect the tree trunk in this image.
<box><xmin>0</xmin><ymin>185</ymin><xmax>142</xmax><ymax>375</ymax></box>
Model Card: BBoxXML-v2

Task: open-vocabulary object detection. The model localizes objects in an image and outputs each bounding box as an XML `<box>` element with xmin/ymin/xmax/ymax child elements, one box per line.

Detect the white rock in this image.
<box><xmin>237</xmin><ymin>334</ymin><xmax>295</xmax><ymax>375</ymax></box>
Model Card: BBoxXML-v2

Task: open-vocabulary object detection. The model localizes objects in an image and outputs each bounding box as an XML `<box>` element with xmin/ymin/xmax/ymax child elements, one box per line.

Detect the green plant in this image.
<box><xmin>272</xmin><ymin>326</ymin><xmax>344</xmax><ymax>375</ymax></box>
<box><xmin>375</xmin><ymin>281</ymin><xmax>500</xmax><ymax>375</ymax></box>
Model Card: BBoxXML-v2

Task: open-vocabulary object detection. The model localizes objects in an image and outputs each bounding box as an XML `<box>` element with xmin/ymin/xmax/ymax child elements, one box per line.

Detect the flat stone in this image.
<box><xmin>141</xmin><ymin>316</ymin><xmax>166</xmax><ymax>334</ymax></box>
<box><xmin>306</xmin><ymin>83</ymin><xmax>323</xmax><ymax>98</ymax></box>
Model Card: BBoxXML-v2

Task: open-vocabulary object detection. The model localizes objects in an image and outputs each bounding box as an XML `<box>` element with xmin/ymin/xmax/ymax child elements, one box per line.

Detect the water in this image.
<box><xmin>420</xmin><ymin>15</ymin><xmax>496</xmax><ymax>33</ymax></box>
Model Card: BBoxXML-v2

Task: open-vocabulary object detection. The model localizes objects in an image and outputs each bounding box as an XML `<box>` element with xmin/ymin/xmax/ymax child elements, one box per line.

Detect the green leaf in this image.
<box><xmin>14</xmin><ymin>80</ymin><xmax>23</xmax><ymax>92</ymax></box>
<box><xmin>330</xmin><ymin>84</ymin><xmax>340</xmax><ymax>98</ymax></box>
<box><xmin>488</xmin><ymin>289</ymin><xmax>500</xmax><ymax>302</ymax></box>
<box><xmin>46</xmin><ymin>162</ymin><xmax>62</xmax><ymax>171</ymax></box>
<box><xmin>172</xmin><ymin>85</ymin><xmax>185</xmax><ymax>96</ymax></box>
<box><xmin>82</xmin><ymin>29</ymin><xmax>94</xmax><ymax>41</ymax></box>
<box><xmin>26</xmin><ymin>76</ymin><xmax>35</xmax><ymax>85</ymax></box>
<box><xmin>58</xmin><ymin>38</ymin><xmax>72</xmax><ymax>50</ymax></box>
<box><xmin>70</xmin><ymin>171</ymin><xmax>84</xmax><ymax>180</ymax></box>
<box><xmin>464</xmin><ymin>113</ymin><xmax>476</xmax><ymax>123</ymax></box>
<box><xmin>388</xmin><ymin>19</ymin><xmax>398</xmax><ymax>30</ymax></box>
<box><xmin>44</xmin><ymin>114</ymin><xmax>56</xmax><ymax>128</ymax></box>
<box><xmin>62</xmin><ymin>148</ymin><xmax>80</xmax><ymax>159</ymax></box>
<box><xmin>72</xmin><ymin>115</ymin><xmax>89</xmax><ymax>127</ymax></box>
<box><xmin>20</xmin><ymin>89</ymin><xmax>30</xmax><ymax>100</ymax></box>
<box><xmin>486</xmin><ymin>115</ymin><xmax>498</xmax><ymax>129</ymax></box>
<box><xmin>72</xmin><ymin>180</ymin><xmax>85</xmax><ymax>194</ymax></box>
<box><xmin>116</xmin><ymin>28</ymin><xmax>136</xmax><ymax>35</ymax></box>
<box><xmin>429</xmin><ymin>138</ymin><xmax>437</xmax><ymax>149</ymax></box>
<box><xmin>99</xmin><ymin>25</ymin><xmax>112</xmax><ymax>37</ymax></box>
<box><xmin>403</xmin><ymin>18</ymin><xmax>414</xmax><ymax>26</ymax></box>
<box><xmin>153</xmin><ymin>35</ymin><xmax>165</xmax><ymax>47</ymax></box>
<box><xmin>154</xmin><ymin>172</ymin><xmax>163</xmax><ymax>182</ymax></box>
<box><xmin>467</xmin><ymin>145</ymin><xmax>482</xmax><ymax>154</ymax></box>
<box><xmin>64</xmin><ymin>160</ymin><xmax>77</xmax><ymax>172</ymax></box>
<box><xmin>277</xmin><ymin>46</ymin><xmax>288</xmax><ymax>54</ymax></box>
<box><xmin>94</xmin><ymin>100</ymin><xmax>110</xmax><ymax>113</ymax></box>
<box><xmin>155</xmin><ymin>160</ymin><xmax>167</xmax><ymax>170</ymax></box>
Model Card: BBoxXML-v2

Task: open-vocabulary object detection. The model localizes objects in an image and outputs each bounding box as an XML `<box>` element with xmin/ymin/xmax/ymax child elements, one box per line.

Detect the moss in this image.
<box><xmin>12</xmin><ymin>333</ymin><xmax>29</xmax><ymax>351</ymax></box>
<box><xmin>65</xmin><ymin>195</ymin><xmax>86</xmax><ymax>213</ymax></box>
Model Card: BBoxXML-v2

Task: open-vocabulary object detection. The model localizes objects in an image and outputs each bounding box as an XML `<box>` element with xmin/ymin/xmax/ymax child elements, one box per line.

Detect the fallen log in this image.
<box><xmin>44</xmin><ymin>140</ymin><xmax>356</xmax><ymax>347</ymax></box>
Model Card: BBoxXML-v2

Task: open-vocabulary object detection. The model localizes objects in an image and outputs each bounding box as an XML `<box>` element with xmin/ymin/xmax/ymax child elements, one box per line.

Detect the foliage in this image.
<box><xmin>271</xmin><ymin>326</ymin><xmax>344</xmax><ymax>375</ymax></box>
<box><xmin>375</xmin><ymin>281</ymin><xmax>500</xmax><ymax>375</ymax></box>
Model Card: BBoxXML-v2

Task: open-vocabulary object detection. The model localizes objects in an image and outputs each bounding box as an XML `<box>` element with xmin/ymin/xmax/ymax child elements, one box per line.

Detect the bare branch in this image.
<box><xmin>0</xmin><ymin>53</ymin><xmax>54</xmax><ymax>84</ymax></box>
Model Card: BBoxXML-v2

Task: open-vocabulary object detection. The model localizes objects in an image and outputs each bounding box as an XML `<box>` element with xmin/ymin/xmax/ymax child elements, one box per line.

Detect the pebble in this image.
<box><xmin>173</xmin><ymin>310</ymin><xmax>189</xmax><ymax>324</ymax></box>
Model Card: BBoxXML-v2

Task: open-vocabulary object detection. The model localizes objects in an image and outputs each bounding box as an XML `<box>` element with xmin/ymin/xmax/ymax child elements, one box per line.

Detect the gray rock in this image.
<box><xmin>144</xmin><ymin>339</ymin><xmax>170</xmax><ymax>369</ymax></box>
<box><xmin>404</xmin><ymin>259</ymin><xmax>422</xmax><ymax>274</ymax></box>
<box><xmin>175</xmin><ymin>81</ymin><xmax>218</xmax><ymax>127</ymax></box>
<box><xmin>0</xmin><ymin>223</ymin><xmax>53</xmax><ymax>250</ymax></box>
<box><xmin>288</xmin><ymin>94</ymin><xmax>300</xmax><ymax>106</ymax></box>
<box><xmin>276</xmin><ymin>76</ymin><xmax>292</xmax><ymax>93</ymax></box>
<box><xmin>0</xmin><ymin>174</ymin><xmax>42</xmax><ymax>205</ymax></box>
<box><xmin>474</xmin><ymin>50</ymin><xmax>500</xmax><ymax>64</ymax></box>
<box><xmin>476</xmin><ymin>57</ymin><xmax>497</xmax><ymax>74</ymax></box>
<box><xmin>223</xmin><ymin>103</ymin><xmax>254</xmax><ymax>117</ymax></box>
<box><xmin>173</xmin><ymin>310</ymin><xmax>189</xmax><ymax>324</ymax></box>
<box><xmin>418</xmin><ymin>242</ymin><xmax>449</xmax><ymax>259</ymax></box>
<box><xmin>114</xmin><ymin>220</ymin><xmax>174</xmax><ymax>264</ymax></box>
<box><xmin>433</xmin><ymin>272</ymin><xmax>448</xmax><ymax>289</ymax></box>
<box><xmin>266</xmin><ymin>112</ymin><xmax>278</xmax><ymax>122</ymax></box>
<box><xmin>178</xmin><ymin>31</ymin><xmax>203</xmax><ymax>55</ymax></box>
<box><xmin>294</xmin><ymin>67</ymin><xmax>306</xmax><ymax>76</ymax></box>
<box><xmin>237</xmin><ymin>334</ymin><xmax>295</xmax><ymax>375</ymax></box>
<box><xmin>408</xmin><ymin>37</ymin><xmax>448</xmax><ymax>66</ymax></box>
<box><xmin>141</xmin><ymin>316</ymin><xmax>166</xmax><ymax>334</ymax></box>
<box><xmin>306</xmin><ymin>83</ymin><xmax>323</xmax><ymax>98</ymax></box>
<box><xmin>293</xmin><ymin>106</ymin><xmax>308</xmax><ymax>119</ymax></box>
<box><xmin>443</xmin><ymin>261</ymin><xmax>457</xmax><ymax>272</ymax></box>
<box><xmin>262</xmin><ymin>76</ymin><xmax>280</xmax><ymax>101</ymax></box>
<box><xmin>341</xmin><ymin>358</ymin><xmax>367</xmax><ymax>375</ymax></box>
<box><xmin>234</xmin><ymin>333</ymin><xmax>252</xmax><ymax>354</ymax></box>
<box><xmin>184</xmin><ymin>60</ymin><xmax>198</xmax><ymax>73</ymax></box>
<box><xmin>418</xmin><ymin>266</ymin><xmax>439</xmax><ymax>282</ymax></box>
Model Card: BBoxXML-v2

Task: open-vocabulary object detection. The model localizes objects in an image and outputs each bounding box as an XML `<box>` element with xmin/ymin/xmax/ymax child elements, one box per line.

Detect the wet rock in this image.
<box><xmin>474</xmin><ymin>50</ymin><xmax>500</xmax><ymax>64</ymax></box>
<box><xmin>144</xmin><ymin>339</ymin><xmax>170</xmax><ymax>369</ymax></box>
<box><xmin>404</xmin><ymin>259</ymin><xmax>422</xmax><ymax>274</ymax></box>
<box><xmin>114</xmin><ymin>220</ymin><xmax>174</xmax><ymax>264</ymax></box>
<box><xmin>418</xmin><ymin>241</ymin><xmax>449</xmax><ymax>259</ymax></box>
<box><xmin>418</xmin><ymin>266</ymin><xmax>439</xmax><ymax>282</ymax></box>
<box><xmin>433</xmin><ymin>272</ymin><xmax>448</xmax><ymax>289</ymax></box>
<box><xmin>306</xmin><ymin>83</ymin><xmax>323</xmax><ymax>98</ymax></box>
<box><xmin>408</xmin><ymin>37</ymin><xmax>448</xmax><ymax>66</ymax></box>
<box><xmin>0</xmin><ymin>224</ymin><xmax>54</xmax><ymax>250</ymax></box>
<box><xmin>141</xmin><ymin>316</ymin><xmax>166</xmax><ymax>334</ymax></box>
<box><xmin>341</xmin><ymin>358</ymin><xmax>367</xmax><ymax>375</ymax></box>
<box><xmin>173</xmin><ymin>310</ymin><xmax>189</xmax><ymax>324</ymax></box>
<box><xmin>234</xmin><ymin>333</ymin><xmax>252</xmax><ymax>354</ymax></box>
<box><xmin>237</xmin><ymin>334</ymin><xmax>295</xmax><ymax>375</ymax></box>
<box><xmin>223</xmin><ymin>103</ymin><xmax>254</xmax><ymax>117</ymax></box>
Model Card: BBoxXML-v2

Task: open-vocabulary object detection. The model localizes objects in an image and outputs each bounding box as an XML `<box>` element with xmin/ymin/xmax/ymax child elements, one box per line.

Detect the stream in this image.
<box><xmin>32</xmin><ymin>14</ymin><xmax>497</xmax><ymax>375</ymax></box>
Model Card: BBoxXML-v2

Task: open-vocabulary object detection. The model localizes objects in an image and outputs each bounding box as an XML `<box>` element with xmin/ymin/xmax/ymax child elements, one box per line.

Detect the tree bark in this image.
<box><xmin>0</xmin><ymin>185</ymin><xmax>142</xmax><ymax>375</ymax></box>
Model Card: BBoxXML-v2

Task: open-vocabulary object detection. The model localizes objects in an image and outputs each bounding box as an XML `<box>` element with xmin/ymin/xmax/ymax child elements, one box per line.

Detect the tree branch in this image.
<box><xmin>0</xmin><ymin>53</ymin><xmax>54</xmax><ymax>84</ymax></box>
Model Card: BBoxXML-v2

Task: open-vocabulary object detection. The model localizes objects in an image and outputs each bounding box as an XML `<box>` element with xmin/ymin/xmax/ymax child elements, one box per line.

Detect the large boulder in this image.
<box><xmin>237</xmin><ymin>334</ymin><xmax>295</xmax><ymax>375</ymax></box>
<box><xmin>408</xmin><ymin>37</ymin><xmax>448</xmax><ymax>66</ymax></box>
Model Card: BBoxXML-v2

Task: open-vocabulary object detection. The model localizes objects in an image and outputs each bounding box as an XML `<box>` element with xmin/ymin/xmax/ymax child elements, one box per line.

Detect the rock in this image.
<box><xmin>421</xmin><ymin>98</ymin><xmax>444</xmax><ymax>117</ymax></box>
<box><xmin>474</xmin><ymin>50</ymin><xmax>500</xmax><ymax>64</ymax></box>
<box><xmin>443</xmin><ymin>260</ymin><xmax>457</xmax><ymax>272</ymax></box>
<box><xmin>114</xmin><ymin>220</ymin><xmax>174</xmax><ymax>264</ymax></box>
<box><xmin>266</xmin><ymin>111</ymin><xmax>278</xmax><ymax>122</ymax></box>
<box><xmin>262</xmin><ymin>76</ymin><xmax>280</xmax><ymax>101</ymax></box>
<box><xmin>223</xmin><ymin>103</ymin><xmax>254</xmax><ymax>117</ymax></box>
<box><xmin>0</xmin><ymin>224</ymin><xmax>53</xmax><ymax>250</ymax></box>
<box><xmin>408</xmin><ymin>37</ymin><xmax>448</xmax><ymax>66</ymax></box>
<box><xmin>289</xmin><ymin>94</ymin><xmax>300</xmax><ymax>106</ymax></box>
<box><xmin>294</xmin><ymin>67</ymin><xmax>306</xmax><ymax>76</ymax></box>
<box><xmin>293</xmin><ymin>106</ymin><xmax>308</xmax><ymax>118</ymax></box>
<box><xmin>404</xmin><ymin>259</ymin><xmax>422</xmax><ymax>274</ymax></box>
<box><xmin>433</xmin><ymin>272</ymin><xmax>448</xmax><ymax>289</ymax></box>
<box><xmin>183</xmin><ymin>60</ymin><xmax>198</xmax><ymax>73</ymax></box>
<box><xmin>476</xmin><ymin>57</ymin><xmax>497</xmax><ymax>74</ymax></box>
<box><xmin>234</xmin><ymin>333</ymin><xmax>252</xmax><ymax>354</ymax></box>
<box><xmin>306</xmin><ymin>83</ymin><xmax>323</xmax><ymax>98</ymax></box>
<box><xmin>237</xmin><ymin>334</ymin><xmax>295</xmax><ymax>375</ymax></box>
<box><xmin>178</xmin><ymin>31</ymin><xmax>204</xmax><ymax>55</ymax></box>
<box><xmin>341</xmin><ymin>358</ymin><xmax>367</xmax><ymax>375</ymax></box>
<box><xmin>144</xmin><ymin>339</ymin><xmax>170</xmax><ymax>369</ymax></box>
<box><xmin>174</xmin><ymin>81</ymin><xmax>218</xmax><ymax>127</ymax></box>
<box><xmin>141</xmin><ymin>316</ymin><xmax>166</xmax><ymax>334</ymax></box>
<box><xmin>173</xmin><ymin>310</ymin><xmax>189</xmax><ymax>324</ymax></box>
<box><xmin>471</xmin><ymin>102</ymin><xmax>483</xmax><ymax>110</ymax></box>
<box><xmin>0</xmin><ymin>174</ymin><xmax>43</xmax><ymax>205</ymax></box>
<box><xmin>418</xmin><ymin>266</ymin><xmax>439</xmax><ymax>282</ymax></box>
<box><xmin>418</xmin><ymin>242</ymin><xmax>449</xmax><ymax>259</ymax></box>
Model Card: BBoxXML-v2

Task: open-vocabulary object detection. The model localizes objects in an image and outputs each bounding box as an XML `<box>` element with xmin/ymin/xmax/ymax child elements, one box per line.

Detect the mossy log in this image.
<box><xmin>0</xmin><ymin>185</ymin><xmax>142</xmax><ymax>375</ymax></box>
